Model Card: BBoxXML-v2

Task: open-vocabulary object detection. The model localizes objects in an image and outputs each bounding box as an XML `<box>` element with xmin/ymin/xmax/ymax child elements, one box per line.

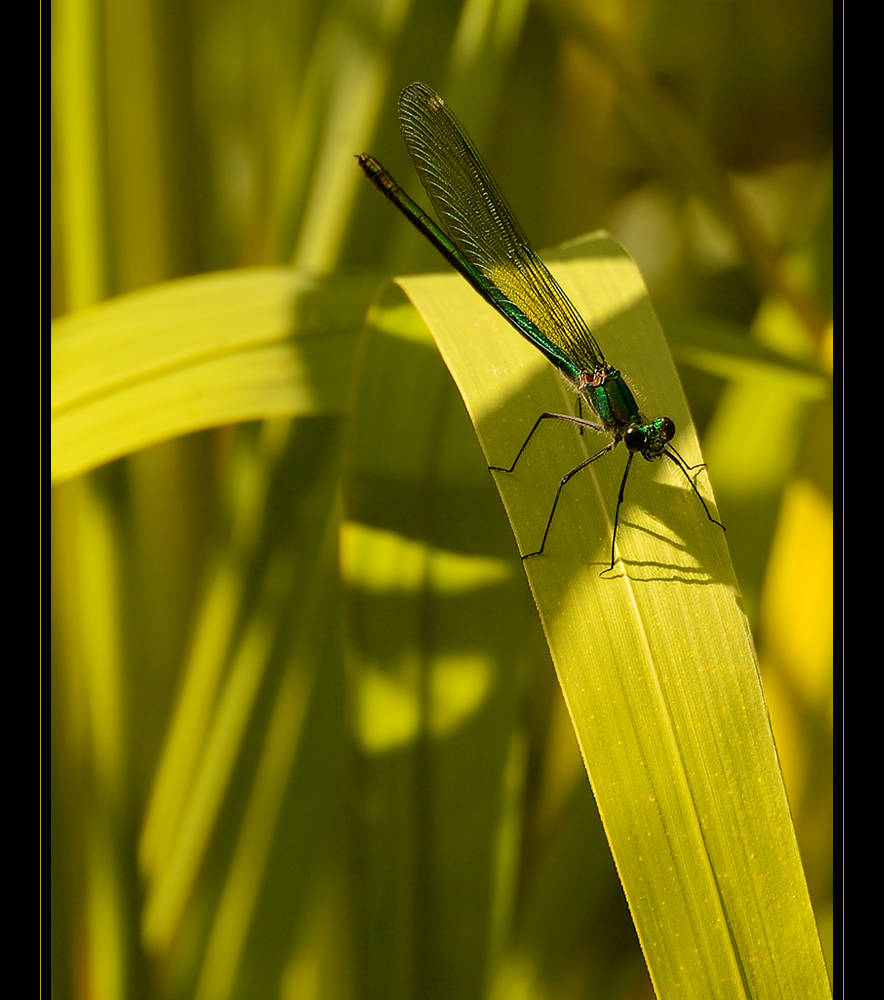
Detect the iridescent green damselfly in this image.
<box><xmin>359</xmin><ymin>82</ymin><xmax>723</xmax><ymax>573</ymax></box>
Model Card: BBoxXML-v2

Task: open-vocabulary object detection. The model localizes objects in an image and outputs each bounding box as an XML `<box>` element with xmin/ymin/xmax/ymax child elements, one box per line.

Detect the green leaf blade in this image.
<box><xmin>51</xmin><ymin>268</ymin><xmax>370</xmax><ymax>482</ymax></box>
<box><xmin>398</xmin><ymin>233</ymin><xmax>830</xmax><ymax>1000</ymax></box>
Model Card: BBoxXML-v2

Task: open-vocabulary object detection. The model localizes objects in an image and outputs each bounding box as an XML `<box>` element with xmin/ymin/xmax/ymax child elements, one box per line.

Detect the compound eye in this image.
<box><xmin>660</xmin><ymin>417</ymin><xmax>676</xmax><ymax>442</ymax></box>
<box><xmin>624</xmin><ymin>426</ymin><xmax>647</xmax><ymax>452</ymax></box>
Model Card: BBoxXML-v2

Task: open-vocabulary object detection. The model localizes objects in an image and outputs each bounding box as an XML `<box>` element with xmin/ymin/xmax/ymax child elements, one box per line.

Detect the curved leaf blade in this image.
<box><xmin>51</xmin><ymin>269</ymin><xmax>369</xmax><ymax>482</ymax></box>
<box><xmin>397</xmin><ymin>233</ymin><xmax>830</xmax><ymax>1000</ymax></box>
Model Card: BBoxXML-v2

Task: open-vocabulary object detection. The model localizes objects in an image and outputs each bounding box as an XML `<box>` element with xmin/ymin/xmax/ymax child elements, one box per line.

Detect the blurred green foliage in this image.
<box><xmin>50</xmin><ymin>0</ymin><xmax>833</xmax><ymax>997</ymax></box>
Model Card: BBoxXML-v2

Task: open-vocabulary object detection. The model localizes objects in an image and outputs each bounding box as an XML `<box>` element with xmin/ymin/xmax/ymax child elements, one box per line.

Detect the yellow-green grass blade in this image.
<box><xmin>340</xmin><ymin>292</ymin><xmax>541</xmax><ymax>997</ymax></box>
<box><xmin>396</xmin><ymin>233</ymin><xmax>830</xmax><ymax>1000</ymax></box>
<box><xmin>51</xmin><ymin>268</ymin><xmax>373</xmax><ymax>482</ymax></box>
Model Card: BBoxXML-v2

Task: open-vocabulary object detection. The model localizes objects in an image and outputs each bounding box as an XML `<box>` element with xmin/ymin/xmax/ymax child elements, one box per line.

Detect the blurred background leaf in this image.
<box><xmin>50</xmin><ymin>0</ymin><xmax>833</xmax><ymax>997</ymax></box>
